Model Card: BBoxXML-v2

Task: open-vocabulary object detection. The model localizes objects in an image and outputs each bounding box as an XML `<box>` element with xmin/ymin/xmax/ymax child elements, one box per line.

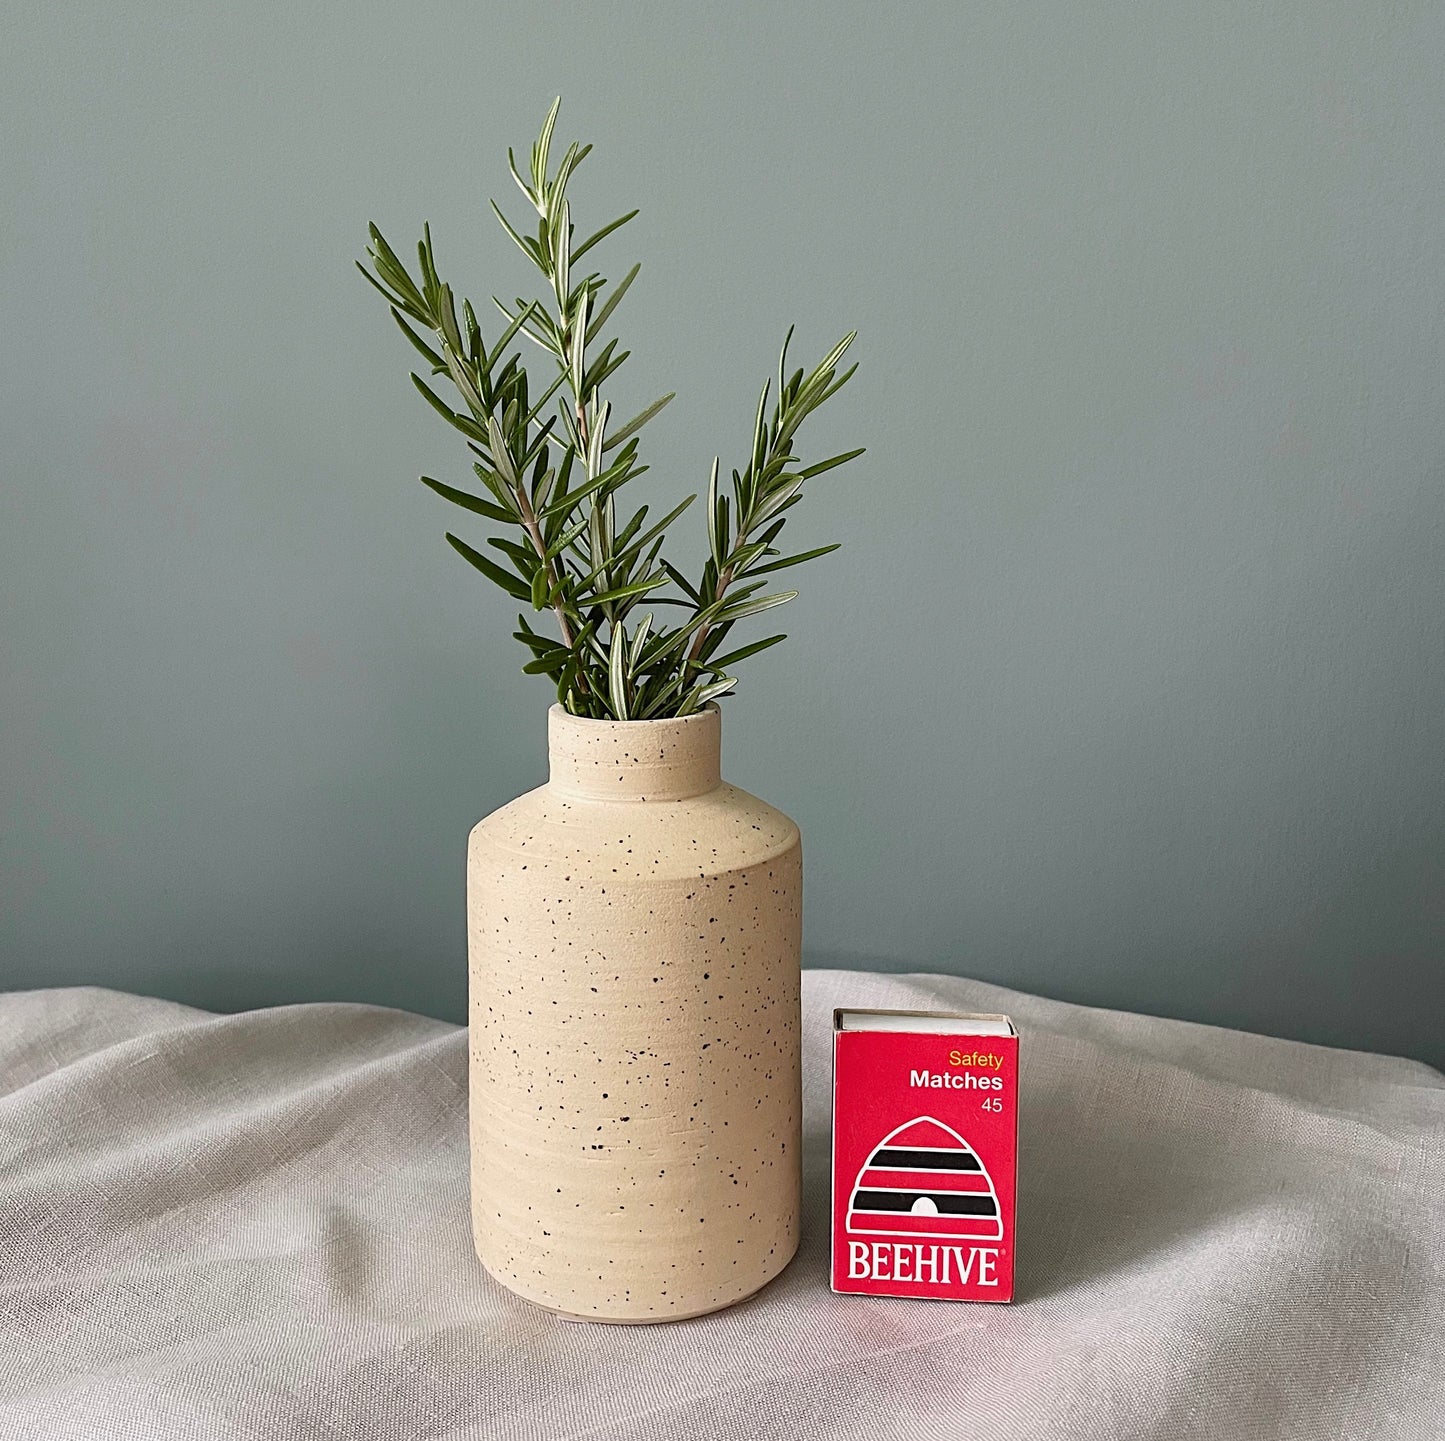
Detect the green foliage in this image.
<box><xmin>358</xmin><ymin>98</ymin><xmax>862</xmax><ymax>719</ymax></box>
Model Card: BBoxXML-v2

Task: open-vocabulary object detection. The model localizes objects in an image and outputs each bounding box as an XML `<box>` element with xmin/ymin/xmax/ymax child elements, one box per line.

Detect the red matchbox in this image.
<box><xmin>830</xmin><ymin>1008</ymin><xmax>1019</xmax><ymax>1303</ymax></box>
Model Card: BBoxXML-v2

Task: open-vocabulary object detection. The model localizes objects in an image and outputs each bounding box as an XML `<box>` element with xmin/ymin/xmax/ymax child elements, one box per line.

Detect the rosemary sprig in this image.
<box><xmin>358</xmin><ymin>99</ymin><xmax>862</xmax><ymax>719</ymax></box>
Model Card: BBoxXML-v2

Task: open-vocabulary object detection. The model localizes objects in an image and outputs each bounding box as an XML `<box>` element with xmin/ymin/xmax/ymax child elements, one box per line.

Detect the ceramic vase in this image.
<box><xmin>466</xmin><ymin>701</ymin><xmax>802</xmax><ymax>1321</ymax></box>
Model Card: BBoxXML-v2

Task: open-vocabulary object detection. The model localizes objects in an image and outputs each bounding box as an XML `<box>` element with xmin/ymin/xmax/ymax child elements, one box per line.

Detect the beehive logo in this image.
<box><xmin>845</xmin><ymin>1116</ymin><xmax>1003</xmax><ymax>1242</ymax></box>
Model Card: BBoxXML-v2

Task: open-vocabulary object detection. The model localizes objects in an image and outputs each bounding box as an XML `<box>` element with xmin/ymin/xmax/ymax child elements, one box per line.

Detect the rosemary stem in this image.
<box><xmin>358</xmin><ymin>98</ymin><xmax>859</xmax><ymax>721</ymax></box>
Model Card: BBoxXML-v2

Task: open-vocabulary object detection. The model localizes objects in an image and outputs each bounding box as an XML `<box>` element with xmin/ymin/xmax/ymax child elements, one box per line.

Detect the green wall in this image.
<box><xmin>4</xmin><ymin>4</ymin><xmax>1442</xmax><ymax>1064</ymax></box>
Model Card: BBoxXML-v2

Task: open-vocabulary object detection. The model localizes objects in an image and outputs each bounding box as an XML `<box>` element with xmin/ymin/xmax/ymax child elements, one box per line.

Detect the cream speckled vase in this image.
<box><xmin>466</xmin><ymin>702</ymin><xmax>802</xmax><ymax>1322</ymax></box>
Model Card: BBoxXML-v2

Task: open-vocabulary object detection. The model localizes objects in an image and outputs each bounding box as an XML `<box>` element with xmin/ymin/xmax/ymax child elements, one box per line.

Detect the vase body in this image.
<box><xmin>466</xmin><ymin>702</ymin><xmax>802</xmax><ymax>1321</ymax></box>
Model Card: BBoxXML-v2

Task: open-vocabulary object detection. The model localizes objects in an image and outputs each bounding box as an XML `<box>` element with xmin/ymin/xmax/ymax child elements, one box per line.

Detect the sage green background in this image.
<box><xmin>3</xmin><ymin>4</ymin><xmax>1442</xmax><ymax>1064</ymax></box>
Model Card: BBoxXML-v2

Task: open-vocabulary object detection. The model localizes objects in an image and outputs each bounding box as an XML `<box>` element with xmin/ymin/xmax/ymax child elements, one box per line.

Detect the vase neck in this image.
<box><xmin>547</xmin><ymin>704</ymin><xmax>722</xmax><ymax>801</ymax></box>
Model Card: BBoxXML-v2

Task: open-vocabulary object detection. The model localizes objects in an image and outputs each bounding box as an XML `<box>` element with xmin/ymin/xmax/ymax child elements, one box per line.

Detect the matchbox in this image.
<box><xmin>831</xmin><ymin>1008</ymin><xmax>1018</xmax><ymax>1303</ymax></box>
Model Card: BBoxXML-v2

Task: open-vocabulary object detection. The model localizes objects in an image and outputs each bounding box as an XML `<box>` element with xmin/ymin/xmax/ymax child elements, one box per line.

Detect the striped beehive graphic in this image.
<box><xmin>845</xmin><ymin>1116</ymin><xmax>1003</xmax><ymax>1242</ymax></box>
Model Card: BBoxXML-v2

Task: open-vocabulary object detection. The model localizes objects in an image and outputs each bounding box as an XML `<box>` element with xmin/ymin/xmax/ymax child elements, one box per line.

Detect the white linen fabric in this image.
<box><xmin>0</xmin><ymin>973</ymin><xmax>1439</xmax><ymax>1441</ymax></box>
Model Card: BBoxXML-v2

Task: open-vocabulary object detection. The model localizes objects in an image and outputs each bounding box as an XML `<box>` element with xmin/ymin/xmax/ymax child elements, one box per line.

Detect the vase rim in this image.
<box><xmin>546</xmin><ymin>700</ymin><xmax>721</xmax><ymax>729</ymax></box>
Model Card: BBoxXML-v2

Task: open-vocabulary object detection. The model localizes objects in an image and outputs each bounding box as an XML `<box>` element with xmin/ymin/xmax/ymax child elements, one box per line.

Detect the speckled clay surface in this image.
<box><xmin>467</xmin><ymin>703</ymin><xmax>803</xmax><ymax>1322</ymax></box>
